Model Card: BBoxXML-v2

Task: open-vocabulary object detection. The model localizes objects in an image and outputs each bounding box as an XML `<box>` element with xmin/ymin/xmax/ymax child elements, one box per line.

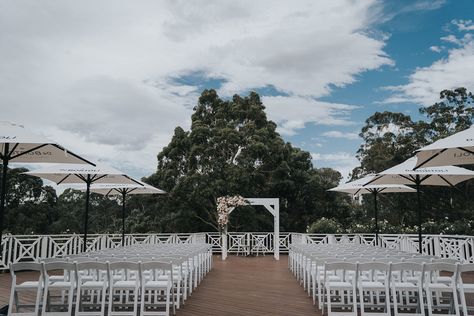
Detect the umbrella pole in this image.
<box><xmin>416</xmin><ymin>178</ymin><xmax>422</xmax><ymax>254</ymax></box>
<box><xmin>122</xmin><ymin>191</ymin><xmax>126</xmax><ymax>247</ymax></box>
<box><xmin>0</xmin><ymin>144</ymin><xmax>9</xmax><ymax>257</ymax></box>
<box><xmin>373</xmin><ymin>190</ymin><xmax>378</xmax><ymax>246</ymax></box>
<box><xmin>83</xmin><ymin>175</ymin><xmax>91</xmax><ymax>252</ymax></box>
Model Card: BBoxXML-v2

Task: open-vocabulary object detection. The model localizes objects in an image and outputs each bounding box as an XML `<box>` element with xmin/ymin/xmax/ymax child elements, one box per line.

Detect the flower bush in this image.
<box><xmin>217</xmin><ymin>195</ymin><xmax>248</xmax><ymax>231</ymax></box>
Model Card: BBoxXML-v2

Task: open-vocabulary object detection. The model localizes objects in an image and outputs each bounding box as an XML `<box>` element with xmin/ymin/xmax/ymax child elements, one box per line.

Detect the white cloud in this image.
<box><xmin>263</xmin><ymin>96</ymin><xmax>360</xmax><ymax>136</ymax></box>
<box><xmin>311</xmin><ymin>152</ymin><xmax>360</xmax><ymax>181</ymax></box>
<box><xmin>441</xmin><ymin>33</ymin><xmax>473</xmax><ymax>46</ymax></box>
<box><xmin>322</xmin><ymin>130</ymin><xmax>360</xmax><ymax>140</ymax></box>
<box><xmin>429</xmin><ymin>46</ymin><xmax>442</xmax><ymax>53</ymax></box>
<box><xmin>384</xmin><ymin>33</ymin><xmax>474</xmax><ymax>106</ymax></box>
<box><xmin>0</xmin><ymin>0</ymin><xmax>393</xmax><ymax>177</ymax></box>
<box><xmin>452</xmin><ymin>19</ymin><xmax>474</xmax><ymax>32</ymax></box>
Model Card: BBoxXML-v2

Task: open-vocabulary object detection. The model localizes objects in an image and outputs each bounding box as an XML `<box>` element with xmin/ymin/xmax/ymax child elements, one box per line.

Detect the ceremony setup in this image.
<box><xmin>2</xmin><ymin>120</ymin><xmax>474</xmax><ymax>316</ymax></box>
<box><xmin>2</xmin><ymin>1</ymin><xmax>474</xmax><ymax>316</ymax></box>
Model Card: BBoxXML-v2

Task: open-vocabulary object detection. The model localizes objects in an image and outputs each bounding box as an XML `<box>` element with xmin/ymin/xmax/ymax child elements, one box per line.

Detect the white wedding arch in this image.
<box><xmin>221</xmin><ymin>198</ymin><xmax>280</xmax><ymax>260</ymax></box>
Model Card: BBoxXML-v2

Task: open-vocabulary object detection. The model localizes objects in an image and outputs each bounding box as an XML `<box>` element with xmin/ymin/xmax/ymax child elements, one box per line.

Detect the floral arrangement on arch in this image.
<box><xmin>217</xmin><ymin>195</ymin><xmax>248</xmax><ymax>231</ymax></box>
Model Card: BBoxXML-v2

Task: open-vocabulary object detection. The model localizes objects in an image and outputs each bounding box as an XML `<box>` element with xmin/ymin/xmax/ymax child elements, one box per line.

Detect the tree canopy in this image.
<box><xmin>144</xmin><ymin>90</ymin><xmax>344</xmax><ymax>232</ymax></box>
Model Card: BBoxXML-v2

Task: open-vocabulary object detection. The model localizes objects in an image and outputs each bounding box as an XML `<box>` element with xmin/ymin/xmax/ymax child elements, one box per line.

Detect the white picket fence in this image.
<box><xmin>1</xmin><ymin>232</ymin><xmax>473</xmax><ymax>270</ymax></box>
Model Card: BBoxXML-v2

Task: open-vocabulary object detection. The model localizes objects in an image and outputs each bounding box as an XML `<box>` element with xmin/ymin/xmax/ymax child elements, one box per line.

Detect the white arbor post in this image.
<box><xmin>223</xmin><ymin>198</ymin><xmax>279</xmax><ymax>261</ymax></box>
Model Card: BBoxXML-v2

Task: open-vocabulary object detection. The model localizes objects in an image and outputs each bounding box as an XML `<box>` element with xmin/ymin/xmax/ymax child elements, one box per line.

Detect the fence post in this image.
<box><xmin>433</xmin><ymin>235</ymin><xmax>441</xmax><ymax>257</ymax></box>
<box><xmin>41</xmin><ymin>236</ymin><xmax>48</xmax><ymax>259</ymax></box>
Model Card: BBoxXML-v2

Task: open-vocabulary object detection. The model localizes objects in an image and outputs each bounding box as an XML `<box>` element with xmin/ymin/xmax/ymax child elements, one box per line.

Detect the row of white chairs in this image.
<box><xmin>8</xmin><ymin>243</ymin><xmax>212</xmax><ymax>316</ymax></box>
<box><xmin>289</xmin><ymin>244</ymin><xmax>474</xmax><ymax>316</ymax></box>
<box><xmin>290</xmin><ymin>244</ymin><xmax>438</xmax><ymax>295</ymax></box>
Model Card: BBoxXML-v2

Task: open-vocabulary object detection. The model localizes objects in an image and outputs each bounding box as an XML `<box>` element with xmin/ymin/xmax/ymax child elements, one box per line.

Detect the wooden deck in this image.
<box><xmin>176</xmin><ymin>255</ymin><xmax>318</xmax><ymax>316</ymax></box>
<box><xmin>0</xmin><ymin>255</ymin><xmax>319</xmax><ymax>316</ymax></box>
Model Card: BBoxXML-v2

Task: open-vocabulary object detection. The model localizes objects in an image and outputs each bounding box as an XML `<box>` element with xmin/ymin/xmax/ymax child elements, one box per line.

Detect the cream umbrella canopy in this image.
<box><xmin>25</xmin><ymin>164</ymin><xmax>142</xmax><ymax>251</ymax></box>
<box><xmin>366</xmin><ymin>156</ymin><xmax>474</xmax><ymax>252</ymax></box>
<box><xmin>415</xmin><ymin>126</ymin><xmax>474</xmax><ymax>168</ymax></box>
<box><xmin>84</xmin><ymin>182</ymin><xmax>165</xmax><ymax>246</ymax></box>
<box><xmin>329</xmin><ymin>175</ymin><xmax>415</xmax><ymax>243</ymax></box>
<box><xmin>0</xmin><ymin>122</ymin><xmax>94</xmax><ymax>255</ymax></box>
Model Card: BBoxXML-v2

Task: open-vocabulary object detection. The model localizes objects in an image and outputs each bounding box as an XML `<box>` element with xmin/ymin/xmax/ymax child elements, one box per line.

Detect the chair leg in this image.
<box><xmin>452</xmin><ymin>285</ymin><xmax>460</xmax><ymax>316</ymax></box>
<box><xmin>140</xmin><ymin>287</ymin><xmax>145</xmax><ymax>316</ymax></box>
<box><xmin>460</xmin><ymin>288</ymin><xmax>468</xmax><ymax>316</ymax></box>
<box><xmin>101</xmin><ymin>287</ymin><xmax>107</xmax><ymax>316</ymax></box>
<box><xmin>35</xmin><ymin>283</ymin><xmax>43</xmax><ymax>316</ymax></box>
<box><xmin>107</xmin><ymin>285</ymin><xmax>114</xmax><ymax>316</ymax></box>
<box><xmin>67</xmin><ymin>287</ymin><xmax>74</xmax><ymax>316</ymax></box>
<box><xmin>133</xmin><ymin>286</ymin><xmax>139</xmax><ymax>316</ymax></box>
<box><xmin>359</xmin><ymin>287</ymin><xmax>365</xmax><ymax>316</ymax></box>
<box><xmin>392</xmin><ymin>287</ymin><xmax>399</xmax><ymax>316</ymax></box>
<box><xmin>41</xmin><ymin>284</ymin><xmax>49</xmax><ymax>316</ymax></box>
<box><xmin>326</xmin><ymin>287</ymin><xmax>331</xmax><ymax>316</ymax></box>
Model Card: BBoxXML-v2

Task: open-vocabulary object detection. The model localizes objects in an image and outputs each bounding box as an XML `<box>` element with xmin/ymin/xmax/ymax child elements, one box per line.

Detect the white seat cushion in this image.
<box><xmin>326</xmin><ymin>281</ymin><xmax>353</xmax><ymax>289</ymax></box>
<box><xmin>393</xmin><ymin>282</ymin><xmax>417</xmax><ymax>290</ymax></box>
<box><xmin>17</xmin><ymin>281</ymin><xmax>41</xmax><ymax>289</ymax></box>
<box><xmin>460</xmin><ymin>283</ymin><xmax>474</xmax><ymax>293</ymax></box>
<box><xmin>82</xmin><ymin>281</ymin><xmax>107</xmax><ymax>288</ymax></box>
<box><xmin>49</xmin><ymin>281</ymin><xmax>72</xmax><ymax>289</ymax></box>
<box><xmin>113</xmin><ymin>280</ymin><xmax>137</xmax><ymax>289</ymax></box>
<box><xmin>144</xmin><ymin>280</ymin><xmax>170</xmax><ymax>289</ymax></box>
<box><xmin>360</xmin><ymin>281</ymin><xmax>386</xmax><ymax>289</ymax></box>
<box><xmin>426</xmin><ymin>282</ymin><xmax>450</xmax><ymax>290</ymax></box>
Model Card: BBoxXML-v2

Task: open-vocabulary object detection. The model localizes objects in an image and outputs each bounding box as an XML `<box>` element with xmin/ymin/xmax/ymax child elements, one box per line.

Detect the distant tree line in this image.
<box><xmin>1</xmin><ymin>88</ymin><xmax>473</xmax><ymax>236</ymax></box>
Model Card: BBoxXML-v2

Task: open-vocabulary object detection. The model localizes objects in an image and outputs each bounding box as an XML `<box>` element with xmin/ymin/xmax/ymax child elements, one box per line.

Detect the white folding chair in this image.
<box><xmin>107</xmin><ymin>261</ymin><xmax>140</xmax><ymax>316</ymax></box>
<box><xmin>315</xmin><ymin>258</ymin><xmax>342</xmax><ymax>308</ymax></box>
<box><xmin>323</xmin><ymin>262</ymin><xmax>358</xmax><ymax>316</ymax></box>
<box><xmin>234</xmin><ymin>234</ymin><xmax>249</xmax><ymax>256</ymax></box>
<box><xmin>458</xmin><ymin>263</ymin><xmax>474</xmax><ymax>316</ymax></box>
<box><xmin>8</xmin><ymin>262</ymin><xmax>44</xmax><ymax>316</ymax></box>
<box><xmin>251</xmin><ymin>234</ymin><xmax>267</xmax><ymax>256</ymax></box>
<box><xmin>424</xmin><ymin>262</ymin><xmax>460</xmax><ymax>316</ymax></box>
<box><xmin>358</xmin><ymin>262</ymin><xmax>391</xmax><ymax>316</ymax></box>
<box><xmin>390</xmin><ymin>262</ymin><xmax>425</xmax><ymax>316</ymax></box>
<box><xmin>140</xmin><ymin>261</ymin><xmax>174</xmax><ymax>316</ymax></box>
<box><xmin>41</xmin><ymin>261</ymin><xmax>76</xmax><ymax>316</ymax></box>
<box><xmin>75</xmin><ymin>261</ymin><xmax>109</xmax><ymax>316</ymax></box>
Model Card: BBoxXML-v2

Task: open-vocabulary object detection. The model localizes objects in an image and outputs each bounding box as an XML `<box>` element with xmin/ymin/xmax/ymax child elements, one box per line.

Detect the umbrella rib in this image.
<box><xmin>414</xmin><ymin>148</ymin><xmax>447</xmax><ymax>169</ymax></box>
<box><xmin>57</xmin><ymin>174</ymin><xmax>71</xmax><ymax>185</ymax></box>
<box><xmin>364</xmin><ymin>176</ymin><xmax>380</xmax><ymax>186</ymax></box>
<box><xmin>459</xmin><ymin>147</ymin><xmax>474</xmax><ymax>155</ymax></box>
<box><xmin>76</xmin><ymin>174</ymin><xmax>87</xmax><ymax>182</ymax></box>
<box><xmin>354</xmin><ymin>188</ymin><xmax>362</xmax><ymax>196</ymax></box>
<box><xmin>126</xmin><ymin>176</ymin><xmax>144</xmax><ymax>186</ymax></box>
<box><xmin>50</xmin><ymin>144</ymin><xmax>96</xmax><ymax>166</ymax></box>
<box><xmin>378</xmin><ymin>187</ymin><xmax>387</xmax><ymax>193</ymax></box>
<box><xmin>420</xmin><ymin>174</ymin><xmax>432</xmax><ymax>183</ymax></box>
<box><xmin>9</xmin><ymin>143</ymin><xmax>48</xmax><ymax>160</ymax></box>
<box><xmin>438</xmin><ymin>175</ymin><xmax>457</xmax><ymax>188</ymax></box>
<box><xmin>105</xmin><ymin>189</ymin><xmax>114</xmax><ymax>197</ymax></box>
<box><xmin>399</xmin><ymin>174</ymin><xmax>415</xmax><ymax>184</ymax></box>
<box><xmin>7</xmin><ymin>143</ymin><xmax>19</xmax><ymax>158</ymax></box>
<box><xmin>91</xmin><ymin>174</ymin><xmax>108</xmax><ymax>183</ymax></box>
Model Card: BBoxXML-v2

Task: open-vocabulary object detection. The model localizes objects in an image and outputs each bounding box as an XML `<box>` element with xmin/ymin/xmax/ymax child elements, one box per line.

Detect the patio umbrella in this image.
<box><xmin>415</xmin><ymin>126</ymin><xmax>474</xmax><ymax>168</ymax></box>
<box><xmin>366</xmin><ymin>156</ymin><xmax>474</xmax><ymax>252</ymax></box>
<box><xmin>84</xmin><ymin>182</ymin><xmax>165</xmax><ymax>246</ymax></box>
<box><xmin>329</xmin><ymin>174</ymin><xmax>415</xmax><ymax>244</ymax></box>
<box><xmin>25</xmin><ymin>164</ymin><xmax>142</xmax><ymax>251</ymax></box>
<box><xmin>0</xmin><ymin>122</ymin><xmax>94</xmax><ymax>254</ymax></box>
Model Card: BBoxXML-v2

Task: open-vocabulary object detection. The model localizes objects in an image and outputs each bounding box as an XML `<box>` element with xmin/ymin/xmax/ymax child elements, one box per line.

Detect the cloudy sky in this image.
<box><xmin>1</xmin><ymin>0</ymin><xmax>474</xmax><ymax>182</ymax></box>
